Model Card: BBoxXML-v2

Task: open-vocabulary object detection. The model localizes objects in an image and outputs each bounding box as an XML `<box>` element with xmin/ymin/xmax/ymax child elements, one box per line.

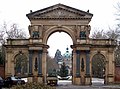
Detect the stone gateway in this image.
<box><xmin>4</xmin><ymin>4</ymin><xmax>116</xmax><ymax>85</ymax></box>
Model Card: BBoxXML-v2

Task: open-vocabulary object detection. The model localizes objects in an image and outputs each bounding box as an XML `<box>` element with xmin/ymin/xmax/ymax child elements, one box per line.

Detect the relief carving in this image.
<box><xmin>35</xmin><ymin>8</ymin><xmax>84</xmax><ymax>18</ymax></box>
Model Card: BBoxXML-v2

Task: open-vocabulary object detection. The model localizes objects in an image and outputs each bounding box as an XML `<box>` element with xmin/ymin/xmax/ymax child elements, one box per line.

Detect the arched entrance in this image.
<box><xmin>4</xmin><ymin>3</ymin><xmax>116</xmax><ymax>85</ymax></box>
<box><xmin>92</xmin><ymin>53</ymin><xmax>106</xmax><ymax>85</ymax></box>
<box><xmin>14</xmin><ymin>52</ymin><xmax>28</xmax><ymax>77</ymax></box>
<box><xmin>42</xmin><ymin>26</ymin><xmax>75</xmax><ymax>84</ymax></box>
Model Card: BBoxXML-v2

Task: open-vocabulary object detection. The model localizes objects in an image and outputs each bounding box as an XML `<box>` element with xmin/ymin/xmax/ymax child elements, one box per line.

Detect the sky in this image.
<box><xmin>0</xmin><ymin>0</ymin><xmax>119</xmax><ymax>57</ymax></box>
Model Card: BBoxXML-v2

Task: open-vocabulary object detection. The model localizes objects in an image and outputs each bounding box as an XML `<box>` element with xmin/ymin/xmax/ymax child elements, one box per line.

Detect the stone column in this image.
<box><xmin>72</xmin><ymin>49</ymin><xmax>76</xmax><ymax>84</ymax></box>
<box><xmin>107</xmin><ymin>50</ymin><xmax>115</xmax><ymax>84</ymax></box>
<box><xmin>42</xmin><ymin>46</ymin><xmax>48</xmax><ymax>84</ymax></box>
<box><xmin>28</xmin><ymin>50</ymin><xmax>33</xmax><ymax>83</ymax></box>
<box><xmin>86</xmin><ymin>50</ymin><xmax>90</xmax><ymax>75</ymax></box>
<box><xmin>38</xmin><ymin>50</ymin><xmax>42</xmax><ymax>76</ymax></box>
<box><xmin>76</xmin><ymin>50</ymin><xmax>80</xmax><ymax>76</ymax></box>
<box><xmin>85</xmin><ymin>50</ymin><xmax>91</xmax><ymax>85</ymax></box>
<box><xmin>28</xmin><ymin>50</ymin><xmax>33</xmax><ymax>75</ymax></box>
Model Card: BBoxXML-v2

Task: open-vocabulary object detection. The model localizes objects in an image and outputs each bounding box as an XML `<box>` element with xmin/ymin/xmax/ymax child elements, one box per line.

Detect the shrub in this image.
<box><xmin>11</xmin><ymin>82</ymin><xmax>56</xmax><ymax>89</ymax></box>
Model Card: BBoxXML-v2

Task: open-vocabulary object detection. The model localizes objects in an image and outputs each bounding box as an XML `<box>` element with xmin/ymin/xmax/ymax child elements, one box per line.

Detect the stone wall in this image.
<box><xmin>0</xmin><ymin>65</ymin><xmax>5</xmax><ymax>78</ymax></box>
<box><xmin>115</xmin><ymin>66</ymin><xmax>120</xmax><ymax>82</ymax></box>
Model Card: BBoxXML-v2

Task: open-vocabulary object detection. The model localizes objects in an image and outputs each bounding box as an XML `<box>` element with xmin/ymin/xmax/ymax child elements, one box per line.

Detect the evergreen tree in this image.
<box><xmin>59</xmin><ymin>62</ymin><xmax>68</xmax><ymax>77</ymax></box>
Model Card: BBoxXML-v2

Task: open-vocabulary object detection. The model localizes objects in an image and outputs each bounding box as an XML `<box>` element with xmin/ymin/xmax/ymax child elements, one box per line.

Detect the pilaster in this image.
<box><xmin>28</xmin><ymin>50</ymin><xmax>33</xmax><ymax>76</ymax></box>
<box><xmin>76</xmin><ymin>50</ymin><xmax>80</xmax><ymax>77</ymax></box>
<box><xmin>86</xmin><ymin>50</ymin><xmax>90</xmax><ymax>75</ymax></box>
<box><xmin>38</xmin><ymin>50</ymin><xmax>42</xmax><ymax>76</ymax></box>
<box><xmin>42</xmin><ymin>45</ymin><xmax>49</xmax><ymax>84</ymax></box>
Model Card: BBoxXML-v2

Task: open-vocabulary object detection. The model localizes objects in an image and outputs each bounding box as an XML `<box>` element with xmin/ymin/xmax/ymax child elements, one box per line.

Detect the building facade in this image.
<box><xmin>63</xmin><ymin>47</ymin><xmax>72</xmax><ymax>75</ymax></box>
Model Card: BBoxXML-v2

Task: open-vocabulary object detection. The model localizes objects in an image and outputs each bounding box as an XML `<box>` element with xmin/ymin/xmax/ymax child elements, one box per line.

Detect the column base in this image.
<box><xmin>38</xmin><ymin>76</ymin><xmax>43</xmax><ymax>83</ymax></box>
<box><xmin>28</xmin><ymin>73</ymin><xmax>33</xmax><ymax>77</ymax></box>
<box><xmin>85</xmin><ymin>74</ymin><xmax>92</xmax><ymax>85</ymax></box>
<box><xmin>105</xmin><ymin>74</ymin><xmax>114</xmax><ymax>84</ymax></box>
<box><xmin>28</xmin><ymin>77</ymin><xmax>33</xmax><ymax>83</ymax></box>
<box><xmin>73</xmin><ymin>75</ymin><xmax>92</xmax><ymax>85</ymax></box>
<box><xmin>73</xmin><ymin>76</ymin><xmax>81</xmax><ymax>85</ymax></box>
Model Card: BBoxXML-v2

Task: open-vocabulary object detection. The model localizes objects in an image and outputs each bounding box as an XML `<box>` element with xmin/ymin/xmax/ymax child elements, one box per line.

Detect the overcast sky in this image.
<box><xmin>0</xmin><ymin>0</ymin><xmax>119</xmax><ymax>57</ymax></box>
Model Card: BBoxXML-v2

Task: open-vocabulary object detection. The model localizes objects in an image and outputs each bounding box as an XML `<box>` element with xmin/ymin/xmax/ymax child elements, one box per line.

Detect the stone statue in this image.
<box><xmin>81</xmin><ymin>58</ymin><xmax>84</xmax><ymax>71</ymax></box>
<box><xmin>79</xmin><ymin>31</ymin><xmax>86</xmax><ymax>39</ymax></box>
<box><xmin>32</xmin><ymin>31</ymin><xmax>39</xmax><ymax>38</ymax></box>
<box><xmin>34</xmin><ymin>57</ymin><xmax>38</xmax><ymax>71</ymax></box>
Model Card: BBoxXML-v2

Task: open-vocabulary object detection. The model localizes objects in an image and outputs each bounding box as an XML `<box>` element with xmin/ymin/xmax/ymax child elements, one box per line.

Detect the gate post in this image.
<box><xmin>42</xmin><ymin>45</ymin><xmax>49</xmax><ymax>84</ymax></box>
<box><xmin>28</xmin><ymin>50</ymin><xmax>33</xmax><ymax>83</ymax></box>
<box><xmin>85</xmin><ymin>50</ymin><xmax>91</xmax><ymax>85</ymax></box>
<box><xmin>38</xmin><ymin>50</ymin><xmax>43</xmax><ymax>83</ymax></box>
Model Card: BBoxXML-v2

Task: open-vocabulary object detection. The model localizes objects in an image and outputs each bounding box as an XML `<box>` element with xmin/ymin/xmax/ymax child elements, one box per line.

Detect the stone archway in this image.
<box><xmin>92</xmin><ymin>53</ymin><xmax>106</xmax><ymax>84</ymax></box>
<box><xmin>14</xmin><ymin>52</ymin><xmax>28</xmax><ymax>77</ymax></box>
<box><xmin>4</xmin><ymin>3</ymin><xmax>116</xmax><ymax>85</ymax></box>
<box><xmin>43</xmin><ymin>26</ymin><xmax>76</xmax><ymax>44</ymax></box>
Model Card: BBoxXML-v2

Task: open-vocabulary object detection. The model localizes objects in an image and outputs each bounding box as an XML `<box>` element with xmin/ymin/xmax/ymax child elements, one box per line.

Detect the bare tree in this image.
<box><xmin>0</xmin><ymin>22</ymin><xmax>27</xmax><ymax>44</ymax></box>
<box><xmin>47</xmin><ymin>54</ymin><xmax>59</xmax><ymax>76</ymax></box>
<box><xmin>91</xmin><ymin>28</ymin><xmax>120</xmax><ymax>40</ymax></box>
<box><xmin>91</xmin><ymin>29</ymin><xmax>107</xmax><ymax>39</ymax></box>
<box><xmin>0</xmin><ymin>30</ymin><xmax>5</xmax><ymax>44</ymax></box>
<box><xmin>106</xmin><ymin>27</ymin><xmax>120</xmax><ymax>40</ymax></box>
<box><xmin>115</xmin><ymin>2</ymin><xmax>120</xmax><ymax>28</ymax></box>
<box><xmin>3</xmin><ymin>22</ymin><xmax>27</xmax><ymax>39</ymax></box>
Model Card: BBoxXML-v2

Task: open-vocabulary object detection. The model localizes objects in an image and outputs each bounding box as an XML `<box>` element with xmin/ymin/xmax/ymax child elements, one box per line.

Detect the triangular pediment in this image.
<box><xmin>26</xmin><ymin>4</ymin><xmax>93</xmax><ymax>20</ymax></box>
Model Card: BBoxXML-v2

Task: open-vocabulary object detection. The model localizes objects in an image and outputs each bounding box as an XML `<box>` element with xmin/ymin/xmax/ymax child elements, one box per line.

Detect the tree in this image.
<box><xmin>59</xmin><ymin>62</ymin><xmax>68</xmax><ymax>77</ymax></box>
<box><xmin>4</xmin><ymin>23</ymin><xmax>27</xmax><ymax>39</ymax></box>
<box><xmin>115</xmin><ymin>42</ymin><xmax>120</xmax><ymax>65</ymax></box>
<box><xmin>91</xmin><ymin>29</ymin><xmax>107</xmax><ymax>39</ymax></box>
<box><xmin>92</xmin><ymin>53</ymin><xmax>105</xmax><ymax>78</ymax></box>
<box><xmin>0</xmin><ymin>22</ymin><xmax>27</xmax><ymax>44</ymax></box>
<box><xmin>0</xmin><ymin>50</ymin><xmax>3</xmax><ymax>65</ymax></box>
<box><xmin>115</xmin><ymin>2</ymin><xmax>120</xmax><ymax>28</ymax></box>
<box><xmin>47</xmin><ymin>54</ymin><xmax>59</xmax><ymax>76</ymax></box>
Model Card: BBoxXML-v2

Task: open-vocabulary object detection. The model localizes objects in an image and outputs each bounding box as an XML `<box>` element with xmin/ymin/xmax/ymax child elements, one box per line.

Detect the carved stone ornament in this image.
<box><xmin>32</xmin><ymin>31</ymin><xmax>39</xmax><ymax>38</ymax></box>
<box><xmin>79</xmin><ymin>31</ymin><xmax>86</xmax><ymax>39</ymax></box>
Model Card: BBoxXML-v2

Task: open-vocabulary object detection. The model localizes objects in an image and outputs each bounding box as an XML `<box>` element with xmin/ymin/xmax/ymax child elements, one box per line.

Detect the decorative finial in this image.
<box><xmin>30</xmin><ymin>10</ymin><xmax>32</xmax><ymax>13</ymax></box>
<box><xmin>87</xmin><ymin>10</ymin><xmax>89</xmax><ymax>13</ymax></box>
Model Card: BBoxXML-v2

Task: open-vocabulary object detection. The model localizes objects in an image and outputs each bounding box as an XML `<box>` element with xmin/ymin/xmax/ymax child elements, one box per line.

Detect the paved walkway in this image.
<box><xmin>56</xmin><ymin>79</ymin><xmax>120</xmax><ymax>89</ymax></box>
<box><xmin>56</xmin><ymin>84</ymin><xmax>120</xmax><ymax>89</ymax></box>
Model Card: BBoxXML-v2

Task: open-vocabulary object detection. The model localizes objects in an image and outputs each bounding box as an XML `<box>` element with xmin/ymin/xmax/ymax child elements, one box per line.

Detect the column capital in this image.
<box><xmin>38</xmin><ymin>50</ymin><xmax>43</xmax><ymax>53</ymax></box>
<box><xmin>43</xmin><ymin>45</ymin><xmax>49</xmax><ymax>53</ymax></box>
<box><xmin>29</xmin><ymin>50</ymin><xmax>34</xmax><ymax>53</ymax></box>
<box><xmin>38</xmin><ymin>73</ymin><xmax>43</xmax><ymax>77</ymax></box>
<box><xmin>85</xmin><ymin>50</ymin><xmax>90</xmax><ymax>53</ymax></box>
<box><xmin>28</xmin><ymin>73</ymin><xmax>33</xmax><ymax>77</ymax></box>
<box><xmin>76</xmin><ymin>50</ymin><xmax>80</xmax><ymax>54</ymax></box>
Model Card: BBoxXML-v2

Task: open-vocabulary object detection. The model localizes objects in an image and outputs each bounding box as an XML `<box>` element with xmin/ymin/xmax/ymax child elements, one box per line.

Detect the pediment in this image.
<box><xmin>27</xmin><ymin>4</ymin><xmax>93</xmax><ymax>20</ymax></box>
